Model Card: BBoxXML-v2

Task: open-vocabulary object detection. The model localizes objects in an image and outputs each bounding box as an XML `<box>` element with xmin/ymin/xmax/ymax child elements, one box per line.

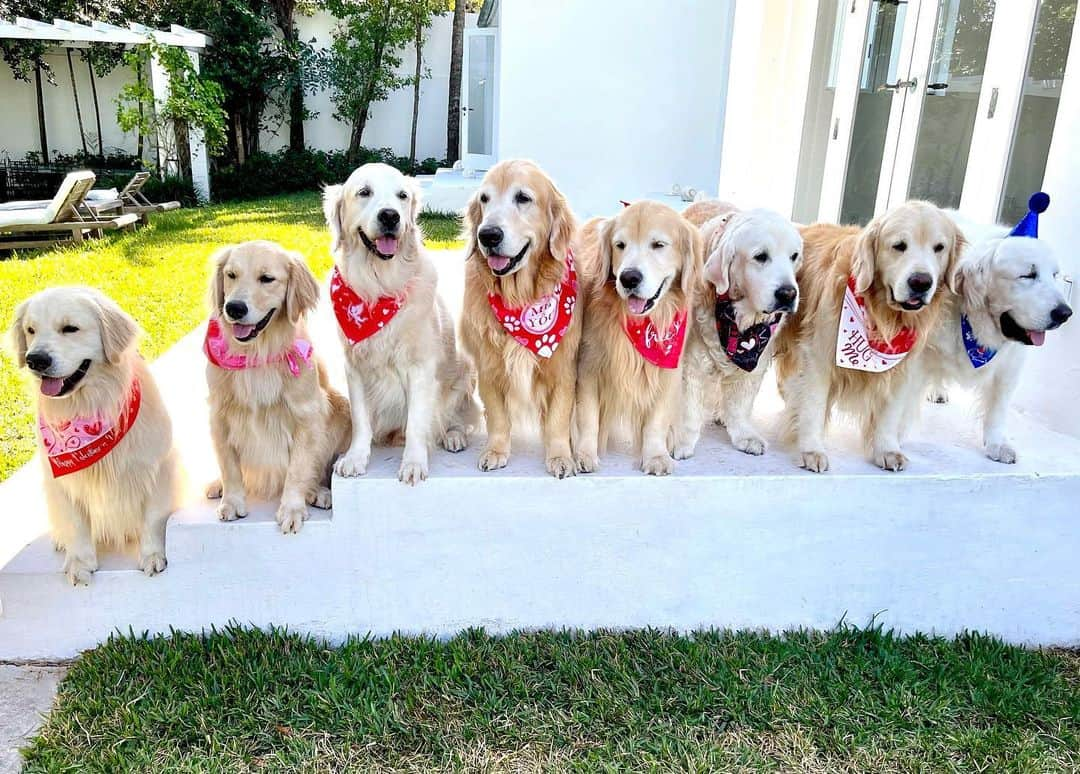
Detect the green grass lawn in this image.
<box><xmin>21</xmin><ymin>626</ymin><xmax>1080</xmax><ymax>772</ymax></box>
<box><xmin>0</xmin><ymin>194</ymin><xmax>463</xmax><ymax>481</ymax></box>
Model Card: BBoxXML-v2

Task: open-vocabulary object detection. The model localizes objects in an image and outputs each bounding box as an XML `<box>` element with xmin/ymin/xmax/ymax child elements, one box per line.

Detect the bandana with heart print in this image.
<box><xmin>331</xmin><ymin>266</ymin><xmax>406</xmax><ymax>345</ymax></box>
<box><xmin>487</xmin><ymin>249</ymin><xmax>578</xmax><ymax>359</ymax></box>
<box><xmin>835</xmin><ymin>276</ymin><xmax>917</xmax><ymax>372</ymax></box>
<box><xmin>39</xmin><ymin>379</ymin><xmax>142</xmax><ymax>478</ymax></box>
<box><xmin>623</xmin><ymin>309</ymin><xmax>688</xmax><ymax>369</ymax></box>
<box><xmin>203</xmin><ymin>319</ymin><xmax>314</xmax><ymax>376</ymax></box>
<box><xmin>714</xmin><ymin>294</ymin><xmax>782</xmax><ymax>373</ymax></box>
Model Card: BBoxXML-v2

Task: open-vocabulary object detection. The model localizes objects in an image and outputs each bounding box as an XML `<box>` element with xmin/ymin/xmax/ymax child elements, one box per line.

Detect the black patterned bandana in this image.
<box><xmin>714</xmin><ymin>295</ymin><xmax>782</xmax><ymax>373</ymax></box>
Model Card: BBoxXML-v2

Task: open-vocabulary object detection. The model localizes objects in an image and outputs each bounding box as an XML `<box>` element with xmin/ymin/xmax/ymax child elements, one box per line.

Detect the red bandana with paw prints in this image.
<box><xmin>487</xmin><ymin>250</ymin><xmax>578</xmax><ymax>359</ymax></box>
<box><xmin>623</xmin><ymin>310</ymin><xmax>688</xmax><ymax>369</ymax></box>
<box><xmin>331</xmin><ymin>266</ymin><xmax>406</xmax><ymax>344</ymax></box>
<box><xmin>836</xmin><ymin>276</ymin><xmax>917</xmax><ymax>372</ymax></box>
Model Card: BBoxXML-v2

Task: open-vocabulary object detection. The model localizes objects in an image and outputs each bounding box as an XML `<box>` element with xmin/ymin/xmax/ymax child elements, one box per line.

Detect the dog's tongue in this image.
<box><xmin>40</xmin><ymin>376</ymin><xmax>64</xmax><ymax>397</ymax></box>
<box><xmin>1028</xmin><ymin>329</ymin><xmax>1046</xmax><ymax>346</ymax></box>
<box><xmin>376</xmin><ymin>236</ymin><xmax>398</xmax><ymax>256</ymax></box>
<box><xmin>488</xmin><ymin>255</ymin><xmax>511</xmax><ymax>272</ymax></box>
<box><xmin>628</xmin><ymin>297</ymin><xmax>649</xmax><ymax>315</ymax></box>
<box><xmin>232</xmin><ymin>323</ymin><xmax>256</xmax><ymax>340</ymax></box>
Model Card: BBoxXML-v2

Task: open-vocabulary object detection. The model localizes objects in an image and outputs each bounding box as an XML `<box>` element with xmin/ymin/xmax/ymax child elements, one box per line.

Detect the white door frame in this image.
<box><xmin>461</xmin><ymin>27</ymin><xmax>498</xmax><ymax>171</ymax></box>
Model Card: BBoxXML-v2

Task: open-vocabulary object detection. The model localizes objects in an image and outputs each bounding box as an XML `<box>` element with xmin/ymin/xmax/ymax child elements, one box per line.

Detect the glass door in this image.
<box><xmin>462</xmin><ymin>28</ymin><xmax>497</xmax><ymax>170</ymax></box>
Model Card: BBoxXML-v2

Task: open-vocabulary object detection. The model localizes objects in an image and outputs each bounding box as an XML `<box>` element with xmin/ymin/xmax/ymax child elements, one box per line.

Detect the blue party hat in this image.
<box><xmin>1009</xmin><ymin>192</ymin><xmax>1050</xmax><ymax>238</ymax></box>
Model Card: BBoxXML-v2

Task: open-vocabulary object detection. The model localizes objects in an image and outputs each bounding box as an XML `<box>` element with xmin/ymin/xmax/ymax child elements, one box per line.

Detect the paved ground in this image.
<box><xmin>0</xmin><ymin>665</ymin><xmax>65</xmax><ymax>773</ymax></box>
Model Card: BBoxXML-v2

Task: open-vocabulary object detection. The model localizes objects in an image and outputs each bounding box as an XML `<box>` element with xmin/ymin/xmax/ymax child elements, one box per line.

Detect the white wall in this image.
<box><xmin>495</xmin><ymin>0</ymin><xmax>734</xmax><ymax>219</ymax></box>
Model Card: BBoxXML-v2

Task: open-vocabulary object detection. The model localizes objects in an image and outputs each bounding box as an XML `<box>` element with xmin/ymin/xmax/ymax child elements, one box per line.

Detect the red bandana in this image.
<box><xmin>39</xmin><ymin>380</ymin><xmax>141</xmax><ymax>478</ymax></box>
<box><xmin>487</xmin><ymin>250</ymin><xmax>578</xmax><ymax>359</ymax></box>
<box><xmin>623</xmin><ymin>309</ymin><xmax>689</xmax><ymax>369</ymax></box>
<box><xmin>330</xmin><ymin>266</ymin><xmax>406</xmax><ymax>345</ymax></box>
<box><xmin>203</xmin><ymin>319</ymin><xmax>314</xmax><ymax>377</ymax></box>
<box><xmin>836</xmin><ymin>276</ymin><xmax>918</xmax><ymax>372</ymax></box>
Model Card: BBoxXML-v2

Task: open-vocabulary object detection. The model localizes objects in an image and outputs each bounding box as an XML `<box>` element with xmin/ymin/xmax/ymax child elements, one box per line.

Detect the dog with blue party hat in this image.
<box><xmin>921</xmin><ymin>193</ymin><xmax>1072</xmax><ymax>463</ymax></box>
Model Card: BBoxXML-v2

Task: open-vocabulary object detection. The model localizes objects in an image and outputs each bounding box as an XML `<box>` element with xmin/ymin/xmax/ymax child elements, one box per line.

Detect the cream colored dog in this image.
<box><xmin>921</xmin><ymin>213</ymin><xmax>1072</xmax><ymax>462</ymax></box>
<box><xmin>324</xmin><ymin>163</ymin><xmax>477</xmax><ymax>485</ymax></box>
<box><xmin>574</xmin><ymin>201</ymin><xmax>702</xmax><ymax>475</ymax></box>
<box><xmin>205</xmin><ymin>240</ymin><xmax>350</xmax><ymax>533</ymax></box>
<box><xmin>674</xmin><ymin>200</ymin><xmax>802</xmax><ymax>458</ymax></box>
<box><xmin>11</xmin><ymin>287</ymin><xmax>180</xmax><ymax>585</ymax></box>
<box><xmin>775</xmin><ymin>202</ymin><xmax>965</xmax><ymax>472</ymax></box>
<box><xmin>460</xmin><ymin>159</ymin><xmax>582</xmax><ymax>478</ymax></box>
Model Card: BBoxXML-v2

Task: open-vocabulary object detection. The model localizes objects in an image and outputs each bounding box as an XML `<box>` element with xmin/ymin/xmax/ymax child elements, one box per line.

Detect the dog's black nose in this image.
<box><xmin>26</xmin><ymin>351</ymin><xmax>52</xmax><ymax>373</ymax></box>
<box><xmin>478</xmin><ymin>225</ymin><xmax>504</xmax><ymax>249</ymax></box>
<box><xmin>224</xmin><ymin>300</ymin><xmax>248</xmax><ymax>321</ymax></box>
<box><xmin>774</xmin><ymin>285</ymin><xmax>798</xmax><ymax>309</ymax></box>
<box><xmin>619</xmin><ymin>268</ymin><xmax>643</xmax><ymax>291</ymax></box>
<box><xmin>907</xmin><ymin>272</ymin><xmax>933</xmax><ymax>294</ymax></box>
<box><xmin>377</xmin><ymin>208</ymin><xmax>400</xmax><ymax>231</ymax></box>
<box><xmin>1049</xmin><ymin>303</ymin><xmax>1073</xmax><ymax>328</ymax></box>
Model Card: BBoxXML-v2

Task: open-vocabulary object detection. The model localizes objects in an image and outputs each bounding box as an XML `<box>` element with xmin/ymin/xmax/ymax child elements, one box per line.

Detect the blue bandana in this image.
<box><xmin>961</xmin><ymin>314</ymin><xmax>996</xmax><ymax>368</ymax></box>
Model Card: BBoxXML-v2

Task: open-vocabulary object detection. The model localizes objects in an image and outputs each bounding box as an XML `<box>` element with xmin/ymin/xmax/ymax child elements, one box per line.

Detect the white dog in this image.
<box><xmin>10</xmin><ymin>287</ymin><xmax>180</xmax><ymax>585</ymax></box>
<box><xmin>323</xmin><ymin>163</ymin><xmax>478</xmax><ymax>485</ymax></box>
<box><xmin>674</xmin><ymin>201</ymin><xmax>802</xmax><ymax>457</ymax></box>
<box><xmin>922</xmin><ymin>209</ymin><xmax>1072</xmax><ymax>462</ymax></box>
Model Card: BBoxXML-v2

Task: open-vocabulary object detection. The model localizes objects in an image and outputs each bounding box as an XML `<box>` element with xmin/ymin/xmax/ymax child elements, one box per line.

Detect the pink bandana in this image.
<box><xmin>39</xmin><ymin>380</ymin><xmax>141</xmax><ymax>478</ymax></box>
<box><xmin>623</xmin><ymin>309</ymin><xmax>688</xmax><ymax>369</ymax></box>
<box><xmin>487</xmin><ymin>250</ymin><xmax>578</xmax><ymax>359</ymax></box>
<box><xmin>203</xmin><ymin>319</ymin><xmax>314</xmax><ymax>377</ymax></box>
<box><xmin>330</xmin><ymin>266</ymin><xmax>406</xmax><ymax>345</ymax></box>
<box><xmin>836</xmin><ymin>276</ymin><xmax>917</xmax><ymax>372</ymax></box>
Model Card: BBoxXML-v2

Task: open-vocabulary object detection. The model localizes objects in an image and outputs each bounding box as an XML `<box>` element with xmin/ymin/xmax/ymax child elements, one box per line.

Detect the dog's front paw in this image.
<box><xmin>986</xmin><ymin>442</ymin><xmax>1017</xmax><ymax>464</ymax></box>
<box><xmin>276</xmin><ymin>502</ymin><xmax>307</xmax><ymax>534</ymax></box>
<box><xmin>733</xmin><ymin>435</ymin><xmax>766</xmax><ymax>456</ymax></box>
<box><xmin>574</xmin><ymin>451</ymin><xmax>599</xmax><ymax>474</ymax></box>
<box><xmin>140</xmin><ymin>552</ymin><xmax>168</xmax><ymax>577</ymax></box>
<box><xmin>545</xmin><ymin>454</ymin><xmax>576</xmax><ymax>479</ymax></box>
<box><xmin>642</xmin><ymin>454</ymin><xmax>674</xmax><ymax>476</ymax></box>
<box><xmin>800</xmin><ymin>451</ymin><xmax>829</xmax><ymax>473</ymax></box>
<box><xmin>927</xmin><ymin>388</ymin><xmax>950</xmax><ymax>404</ymax></box>
<box><xmin>398</xmin><ymin>459</ymin><xmax>429</xmax><ymax>486</ymax></box>
<box><xmin>334</xmin><ymin>450</ymin><xmax>369</xmax><ymax>478</ymax></box>
<box><xmin>64</xmin><ymin>556</ymin><xmax>97</xmax><ymax>586</ymax></box>
<box><xmin>875</xmin><ymin>450</ymin><xmax>908</xmax><ymax>472</ymax></box>
<box><xmin>205</xmin><ymin>479</ymin><xmax>223</xmax><ymax>499</ymax></box>
<box><xmin>217</xmin><ymin>496</ymin><xmax>247</xmax><ymax>522</ymax></box>
<box><xmin>440</xmin><ymin>429</ymin><xmax>469</xmax><ymax>453</ymax></box>
<box><xmin>478</xmin><ymin>447</ymin><xmax>509</xmax><ymax>472</ymax></box>
<box><xmin>671</xmin><ymin>436</ymin><xmax>696</xmax><ymax>460</ymax></box>
<box><xmin>307</xmin><ymin>486</ymin><xmax>332</xmax><ymax>509</ymax></box>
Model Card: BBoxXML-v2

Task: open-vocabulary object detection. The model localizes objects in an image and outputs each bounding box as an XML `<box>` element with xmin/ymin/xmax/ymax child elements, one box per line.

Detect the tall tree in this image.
<box><xmin>408</xmin><ymin>0</ymin><xmax>440</xmax><ymax>170</ymax></box>
<box><xmin>446</xmin><ymin>0</ymin><xmax>465</xmax><ymax>164</ymax></box>
<box><xmin>65</xmin><ymin>48</ymin><xmax>89</xmax><ymax>155</ymax></box>
<box><xmin>268</xmin><ymin>0</ymin><xmax>307</xmax><ymax>151</ymax></box>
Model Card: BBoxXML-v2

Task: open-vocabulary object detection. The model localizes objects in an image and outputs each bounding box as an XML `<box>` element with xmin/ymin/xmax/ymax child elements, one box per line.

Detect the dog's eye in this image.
<box><xmin>1020</xmin><ymin>269</ymin><xmax>1038</xmax><ymax>280</ymax></box>
<box><xmin>226</xmin><ymin>271</ymin><xmax>237</xmax><ymax>280</ymax></box>
<box><xmin>26</xmin><ymin>327</ymin><xmax>35</xmax><ymax>335</ymax></box>
<box><xmin>933</xmin><ymin>243</ymin><xmax>945</xmax><ymax>253</ymax></box>
<box><xmin>651</xmin><ymin>241</ymin><xmax>666</xmax><ymax>250</ymax></box>
<box><xmin>259</xmin><ymin>275</ymin><xmax>275</xmax><ymax>284</ymax></box>
<box><xmin>753</xmin><ymin>252</ymin><xmax>768</xmax><ymax>263</ymax></box>
<box><xmin>514</xmin><ymin>191</ymin><xmax>532</xmax><ymax>205</ymax></box>
<box><xmin>791</xmin><ymin>252</ymin><xmax>799</xmax><ymax>263</ymax></box>
<box><xmin>893</xmin><ymin>241</ymin><xmax>908</xmax><ymax>252</ymax></box>
<box><xmin>479</xmin><ymin>193</ymin><xmax>489</xmax><ymax>204</ymax></box>
<box><xmin>397</xmin><ymin>191</ymin><xmax>408</xmax><ymax>201</ymax></box>
<box><xmin>61</xmin><ymin>325</ymin><xmax>79</xmax><ymax>334</ymax></box>
<box><xmin>358</xmin><ymin>187</ymin><xmax>372</xmax><ymax>198</ymax></box>
<box><xmin>614</xmin><ymin>241</ymin><xmax>626</xmax><ymax>250</ymax></box>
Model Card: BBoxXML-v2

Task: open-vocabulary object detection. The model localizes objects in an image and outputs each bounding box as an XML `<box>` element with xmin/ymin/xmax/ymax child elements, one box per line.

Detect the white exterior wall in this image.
<box><xmin>494</xmin><ymin>0</ymin><xmax>734</xmax><ymax>218</ymax></box>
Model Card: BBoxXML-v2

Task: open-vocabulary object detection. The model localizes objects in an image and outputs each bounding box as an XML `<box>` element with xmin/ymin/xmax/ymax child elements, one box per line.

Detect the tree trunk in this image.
<box><xmin>288</xmin><ymin>78</ymin><xmax>305</xmax><ymax>151</ymax></box>
<box><xmin>175</xmin><ymin>119</ymin><xmax>192</xmax><ymax>182</ymax></box>
<box><xmin>348</xmin><ymin>32</ymin><xmax>388</xmax><ymax>161</ymax></box>
<box><xmin>66</xmin><ymin>50</ymin><xmax>88</xmax><ymax>156</ymax></box>
<box><xmin>135</xmin><ymin>61</ymin><xmax>145</xmax><ymax>160</ymax></box>
<box><xmin>87</xmin><ymin>60</ymin><xmax>104</xmax><ymax>158</ymax></box>
<box><xmin>34</xmin><ymin>62</ymin><xmax>49</xmax><ymax>163</ymax></box>
<box><xmin>409</xmin><ymin>13</ymin><xmax>423</xmax><ymax>171</ymax></box>
<box><xmin>446</xmin><ymin>0</ymin><xmax>465</xmax><ymax>164</ymax></box>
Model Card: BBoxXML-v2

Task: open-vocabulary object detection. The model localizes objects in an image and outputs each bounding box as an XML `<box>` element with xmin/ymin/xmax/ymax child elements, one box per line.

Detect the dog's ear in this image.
<box><xmin>96</xmin><ymin>294</ymin><xmax>139</xmax><ymax>365</ymax></box>
<box><xmin>407</xmin><ymin>176</ymin><xmax>423</xmax><ymax>226</ymax></box>
<box><xmin>949</xmin><ymin>238</ymin><xmax>994</xmax><ymax>308</ymax></box>
<box><xmin>462</xmin><ymin>189</ymin><xmax>483</xmax><ymax>260</ymax></box>
<box><xmin>548</xmin><ymin>185</ymin><xmax>575</xmax><ymax>262</ymax></box>
<box><xmin>285</xmin><ymin>251</ymin><xmax>320</xmax><ymax>324</ymax></box>
<box><xmin>851</xmin><ymin>217</ymin><xmax>881</xmax><ymax>294</ymax></box>
<box><xmin>945</xmin><ymin>221</ymin><xmax>968</xmax><ymax>295</ymax></box>
<box><xmin>8</xmin><ymin>298</ymin><xmax>29</xmax><ymax>368</ymax></box>
<box><xmin>679</xmin><ymin>217</ymin><xmax>705</xmax><ymax>297</ymax></box>
<box><xmin>702</xmin><ymin>214</ymin><xmax>737</xmax><ymax>295</ymax></box>
<box><xmin>597</xmin><ymin>217</ymin><xmax>615</xmax><ymax>284</ymax></box>
<box><xmin>208</xmin><ymin>246</ymin><xmax>231</xmax><ymax>316</ymax></box>
<box><xmin>323</xmin><ymin>184</ymin><xmax>353</xmax><ymax>254</ymax></box>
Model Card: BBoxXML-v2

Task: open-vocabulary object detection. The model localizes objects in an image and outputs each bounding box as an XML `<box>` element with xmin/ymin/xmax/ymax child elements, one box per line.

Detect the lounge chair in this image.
<box><xmin>114</xmin><ymin>171</ymin><xmax>181</xmax><ymax>221</ymax></box>
<box><xmin>0</xmin><ymin>171</ymin><xmax>138</xmax><ymax>251</ymax></box>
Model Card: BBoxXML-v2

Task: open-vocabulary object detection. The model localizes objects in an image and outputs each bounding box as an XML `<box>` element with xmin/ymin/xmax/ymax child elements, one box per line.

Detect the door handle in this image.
<box><xmin>878</xmin><ymin>77</ymin><xmax>918</xmax><ymax>92</ymax></box>
<box><xmin>927</xmin><ymin>82</ymin><xmax>949</xmax><ymax>91</ymax></box>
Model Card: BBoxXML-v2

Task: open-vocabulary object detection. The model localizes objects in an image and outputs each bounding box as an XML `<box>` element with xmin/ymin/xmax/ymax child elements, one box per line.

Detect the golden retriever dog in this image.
<box><xmin>205</xmin><ymin>240</ymin><xmax>350</xmax><ymax>533</ymax></box>
<box><xmin>323</xmin><ymin>163</ymin><xmax>477</xmax><ymax>485</ymax></box>
<box><xmin>10</xmin><ymin>287</ymin><xmax>180</xmax><ymax>585</ymax></box>
<box><xmin>574</xmin><ymin>201</ymin><xmax>703</xmax><ymax>475</ymax></box>
<box><xmin>775</xmin><ymin>201</ymin><xmax>965</xmax><ymax>472</ymax></box>
<box><xmin>673</xmin><ymin>200</ymin><xmax>802</xmax><ymax>458</ymax></box>
<box><xmin>460</xmin><ymin>159</ymin><xmax>582</xmax><ymax>478</ymax></box>
<box><xmin>921</xmin><ymin>209</ymin><xmax>1071</xmax><ymax>463</ymax></box>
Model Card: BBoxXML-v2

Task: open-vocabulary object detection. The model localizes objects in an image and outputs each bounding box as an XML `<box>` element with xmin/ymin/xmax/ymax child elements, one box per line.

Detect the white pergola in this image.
<box><xmin>0</xmin><ymin>17</ymin><xmax>212</xmax><ymax>200</ymax></box>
